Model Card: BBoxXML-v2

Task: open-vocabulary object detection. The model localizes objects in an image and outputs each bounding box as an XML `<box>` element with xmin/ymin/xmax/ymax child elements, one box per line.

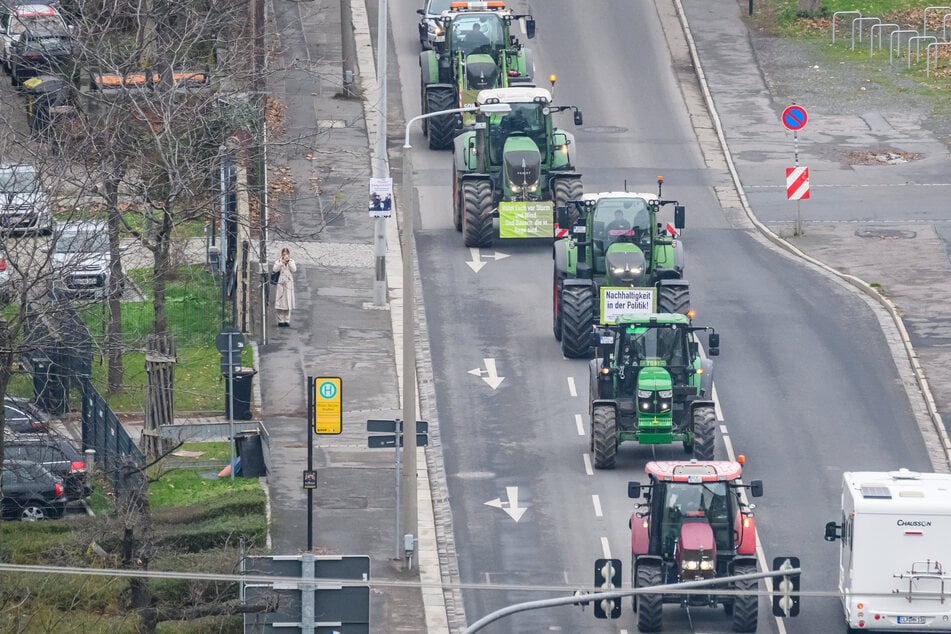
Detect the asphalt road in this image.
<box><xmin>390</xmin><ymin>1</ymin><xmax>935</xmax><ymax>632</ymax></box>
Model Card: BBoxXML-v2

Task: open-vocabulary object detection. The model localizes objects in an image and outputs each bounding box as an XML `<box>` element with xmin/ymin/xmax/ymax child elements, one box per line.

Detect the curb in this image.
<box><xmin>671</xmin><ymin>0</ymin><xmax>951</xmax><ymax>472</ymax></box>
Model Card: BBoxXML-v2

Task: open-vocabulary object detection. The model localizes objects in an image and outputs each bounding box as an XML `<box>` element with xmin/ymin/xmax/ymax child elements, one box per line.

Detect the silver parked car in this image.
<box><xmin>52</xmin><ymin>220</ymin><xmax>111</xmax><ymax>299</ymax></box>
<box><xmin>0</xmin><ymin>164</ymin><xmax>52</xmax><ymax>236</ymax></box>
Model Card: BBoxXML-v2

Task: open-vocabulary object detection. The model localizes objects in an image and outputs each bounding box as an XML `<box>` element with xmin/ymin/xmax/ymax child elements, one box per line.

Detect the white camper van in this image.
<box><xmin>825</xmin><ymin>469</ymin><xmax>951</xmax><ymax>631</ymax></box>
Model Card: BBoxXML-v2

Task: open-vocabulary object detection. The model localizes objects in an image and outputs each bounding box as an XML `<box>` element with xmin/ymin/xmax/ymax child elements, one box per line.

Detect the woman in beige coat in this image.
<box><xmin>272</xmin><ymin>248</ymin><xmax>297</xmax><ymax>327</ymax></box>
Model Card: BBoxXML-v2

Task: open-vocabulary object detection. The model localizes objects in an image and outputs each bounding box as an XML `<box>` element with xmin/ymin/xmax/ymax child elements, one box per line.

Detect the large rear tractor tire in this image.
<box><xmin>591</xmin><ymin>405</ymin><xmax>617</xmax><ymax>469</ymax></box>
<box><xmin>657</xmin><ymin>284</ymin><xmax>690</xmax><ymax>316</ymax></box>
<box><xmin>552</xmin><ymin>272</ymin><xmax>563</xmax><ymax>341</ymax></box>
<box><xmin>426</xmin><ymin>88</ymin><xmax>458</xmax><ymax>150</ymax></box>
<box><xmin>636</xmin><ymin>562</ymin><xmax>663</xmax><ymax>632</ymax></box>
<box><xmin>691</xmin><ymin>405</ymin><xmax>717</xmax><ymax>461</ymax></box>
<box><xmin>552</xmin><ymin>177</ymin><xmax>583</xmax><ymax>230</ymax></box>
<box><xmin>560</xmin><ymin>285</ymin><xmax>594</xmax><ymax>358</ymax></box>
<box><xmin>731</xmin><ymin>563</ymin><xmax>759</xmax><ymax>632</ymax></box>
<box><xmin>462</xmin><ymin>180</ymin><xmax>494</xmax><ymax>247</ymax></box>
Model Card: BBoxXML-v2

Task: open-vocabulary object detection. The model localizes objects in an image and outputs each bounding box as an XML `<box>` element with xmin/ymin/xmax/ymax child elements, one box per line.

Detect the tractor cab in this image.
<box><xmin>629</xmin><ymin>460</ymin><xmax>763</xmax><ymax>582</ymax></box>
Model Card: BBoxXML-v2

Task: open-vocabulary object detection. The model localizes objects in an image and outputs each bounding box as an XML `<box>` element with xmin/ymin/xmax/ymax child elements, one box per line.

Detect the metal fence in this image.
<box><xmin>80</xmin><ymin>378</ymin><xmax>146</xmax><ymax>497</ymax></box>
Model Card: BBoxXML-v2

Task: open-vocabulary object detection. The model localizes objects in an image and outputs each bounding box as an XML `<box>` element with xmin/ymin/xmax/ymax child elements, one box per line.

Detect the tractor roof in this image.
<box><xmin>582</xmin><ymin>191</ymin><xmax>659</xmax><ymax>203</ymax></box>
<box><xmin>477</xmin><ymin>87</ymin><xmax>551</xmax><ymax>105</ymax></box>
<box><xmin>646</xmin><ymin>460</ymin><xmax>744</xmax><ymax>483</ymax></box>
<box><xmin>443</xmin><ymin>1</ymin><xmax>512</xmax><ymax>17</ymax></box>
<box><xmin>614</xmin><ymin>313</ymin><xmax>690</xmax><ymax>327</ymax></box>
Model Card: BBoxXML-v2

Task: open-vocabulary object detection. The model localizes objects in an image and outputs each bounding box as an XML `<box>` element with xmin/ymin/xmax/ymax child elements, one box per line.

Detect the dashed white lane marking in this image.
<box><xmin>592</xmin><ymin>494</ymin><xmax>603</xmax><ymax>518</ymax></box>
<box><xmin>583</xmin><ymin>453</ymin><xmax>594</xmax><ymax>476</ymax></box>
<box><xmin>712</xmin><ymin>383</ymin><xmax>725</xmax><ymax>421</ymax></box>
<box><xmin>575</xmin><ymin>413</ymin><xmax>585</xmax><ymax>436</ymax></box>
<box><xmin>600</xmin><ymin>536</ymin><xmax>612</xmax><ymax>559</ymax></box>
<box><xmin>567</xmin><ymin>377</ymin><xmax>577</xmax><ymax>397</ymax></box>
<box><xmin>719</xmin><ymin>424</ymin><xmax>728</xmax><ymax>434</ymax></box>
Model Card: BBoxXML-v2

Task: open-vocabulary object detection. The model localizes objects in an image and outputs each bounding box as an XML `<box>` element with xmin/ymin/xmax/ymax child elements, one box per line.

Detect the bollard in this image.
<box><xmin>84</xmin><ymin>448</ymin><xmax>96</xmax><ymax>473</ymax></box>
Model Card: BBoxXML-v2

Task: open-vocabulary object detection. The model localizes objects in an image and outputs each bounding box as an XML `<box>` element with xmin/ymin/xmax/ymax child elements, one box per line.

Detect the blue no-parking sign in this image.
<box><xmin>781</xmin><ymin>105</ymin><xmax>808</xmax><ymax>131</ymax></box>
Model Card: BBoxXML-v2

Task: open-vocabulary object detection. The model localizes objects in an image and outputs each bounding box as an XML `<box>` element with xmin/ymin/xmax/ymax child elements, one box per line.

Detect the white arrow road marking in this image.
<box><xmin>490</xmin><ymin>251</ymin><xmax>510</xmax><ymax>261</ymax></box>
<box><xmin>466</xmin><ymin>248</ymin><xmax>486</xmax><ymax>273</ymax></box>
<box><xmin>484</xmin><ymin>486</ymin><xmax>527</xmax><ymax>522</ymax></box>
<box><xmin>468</xmin><ymin>358</ymin><xmax>504</xmax><ymax>389</ymax></box>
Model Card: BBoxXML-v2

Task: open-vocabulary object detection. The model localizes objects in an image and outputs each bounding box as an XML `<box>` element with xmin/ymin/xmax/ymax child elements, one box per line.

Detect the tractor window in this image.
<box><xmin>593</xmin><ymin>198</ymin><xmax>649</xmax><ymax>250</ymax></box>
<box><xmin>487</xmin><ymin>103</ymin><xmax>547</xmax><ymax>164</ymax></box>
<box><xmin>626</xmin><ymin>326</ymin><xmax>681</xmax><ymax>361</ymax></box>
<box><xmin>660</xmin><ymin>482</ymin><xmax>733</xmax><ymax>557</ymax></box>
<box><xmin>451</xmin><ymin>14</ymin><xmax>504</xmax><ymax>56</ymax></box>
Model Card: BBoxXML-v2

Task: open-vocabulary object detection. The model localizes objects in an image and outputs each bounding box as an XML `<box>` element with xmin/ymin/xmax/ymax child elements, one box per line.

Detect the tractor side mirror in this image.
<box><xmin>525</xmin><ymin>18</ymin><xmax>536</xmax><ymax>39</ymax></box>
<box><xmin>708</xmin><ymin>332</ymin><xmax>719</xmax><ymax>355</ymax></box>
<box><xmin>556</xmin><ymin>205</ymin><xmax>571</xmax><ymax>231</ymax></box>
<box><xmin>465</xmin><ymin>137</ymin><xmax>476</xmax><ymax>163</ymax></box>
<box><xmin>573</xmin><ymin>110</ymin><xmax>583</xmax><ymax>126</ymax></box>
<box><xmin>749</xmin><ymin>480</ymin><xmax>764</xmax><ymax>498</ymax></box>
<box><xmin>417</xmin><ymin>8</ymin><xmax>424</xmax><ymax>15</ymax></box>
<box><xmin>825</xmin><ymin>521</ymin><xmax>842</xmax><ymax>542</ymax></box>
<box><xmin>674</xmin><ymin>204</ymin><xmax>685</xmax><ymax>229</ymax></box>
<box><xmin>689</xmin><ymin>341</ymin><xmax>699</xmax><ymax>359</ymax></box>
<box><xmin>628</xmin><ymin>481</ymin><xmax>641</xmax><ymax>499</ymax></box>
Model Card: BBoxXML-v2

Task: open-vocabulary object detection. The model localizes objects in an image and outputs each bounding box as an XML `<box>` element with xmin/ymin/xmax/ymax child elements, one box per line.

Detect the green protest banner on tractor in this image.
<box><xmin>498</xmin><ymin>201</ymin><xmax>554</xmax><ymax>238</ymax></box>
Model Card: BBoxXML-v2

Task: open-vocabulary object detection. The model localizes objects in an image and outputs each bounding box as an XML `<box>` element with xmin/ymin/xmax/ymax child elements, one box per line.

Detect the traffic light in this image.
<box><xmin>594</xmin><ymin>558</ymin><xmax>622</xmax><ymax>619</ymax></box>
<box><xmin>771</xmin><ymin>556</ymin><xmax>801</xmax><ymax>617</ymax></box>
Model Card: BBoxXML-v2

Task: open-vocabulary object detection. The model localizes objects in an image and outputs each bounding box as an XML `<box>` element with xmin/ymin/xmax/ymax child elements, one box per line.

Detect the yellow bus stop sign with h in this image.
<box><xmin>313</xmin><ymin>377</ymin><xmax>342</xmax><ymax>434</ymax></box>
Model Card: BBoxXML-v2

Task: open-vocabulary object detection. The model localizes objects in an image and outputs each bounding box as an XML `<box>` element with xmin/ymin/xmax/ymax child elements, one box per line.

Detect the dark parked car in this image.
<box><xmin>4</xmin><ymin>397</ymin><xmax>49</xmax><ymax>433</ymax></box>
<box><xmin>1</xmin><ymin>459</ymin><xmax>65</xmax><ymax>520</ymax></box>
<box><xmin>9</xmin><ymin>23</ymin><xmax>71</xmax><ymax>85</ymax></box>
<box><xmin>5</xmin><ymin>435</ymin><xmax>89</xmax><ymax>499</ymax></box>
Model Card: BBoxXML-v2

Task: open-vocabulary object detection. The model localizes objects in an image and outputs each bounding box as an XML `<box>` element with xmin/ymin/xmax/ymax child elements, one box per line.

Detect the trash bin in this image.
<box><xmin>224</xmin><ymin>369</ymin><xmax>256</xmax><ymax>420</ymax></box>
<box><xmin>234</xmin><ymin>430</ymin><xmax>266</xmax><ymax>477</ymax></box>
<box><xmin>27</xmin><ymin>351</ymin><xmax>69</xmax><ymax>415</ymax></box>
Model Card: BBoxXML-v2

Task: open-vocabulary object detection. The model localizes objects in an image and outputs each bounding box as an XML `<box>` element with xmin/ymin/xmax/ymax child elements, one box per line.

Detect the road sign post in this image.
<box><xmin>366</xmin><ymin>419</ymin><xmax>429</xmax><ymax>558</ymax></box>
<box><xmin>216</xmin><ymin>328</ymin><xmax>245</xmax><ymax>482</ymax></box>
<box><xmin>780</xmin><ymin>104</ymin><xmax>809</xmax><ymax>236</ymax></box>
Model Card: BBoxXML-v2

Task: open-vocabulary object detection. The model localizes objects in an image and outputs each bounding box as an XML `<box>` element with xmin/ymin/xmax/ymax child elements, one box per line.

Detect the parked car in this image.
<box><xmin>9</xmin><ymin>21</ymin><xmax>72</xmax><ymax>86</ymax></box>
<box><xmin>52</xmin><ymin>220</ymin><xmax>111</xmax><ymax>299</ymax></box>
<box><xmin>417</xmin><ymin>0</ymin><xmax>452</xmax><ymax>50</ymax></box>
<box><xmin>4</xmin><ymin>397</ymin><xmax>49</xmax><ymax>433</ymax></box>
<box><xmin>0</xmin><ymin>3</ymin><xmax>68</xmax><ymax>71</ymax></box>
<box><xmin>1</xmin><ymin>458</ymin><xmax>65</xmax><ymax>520</ymax></box>
<box><xmin>0</xmin><ymin>163</ymin><xmax>53</xmax><ymax>235</ymax></box>
<box><xmin>0</xmin><ymin>250</ymin><xmax>11</xmax><ymax>302</ymax></box>
<box><xmin>4</xmin><ymin>434</ymin><xmax>89</xmax><ymax>499</ymax></box>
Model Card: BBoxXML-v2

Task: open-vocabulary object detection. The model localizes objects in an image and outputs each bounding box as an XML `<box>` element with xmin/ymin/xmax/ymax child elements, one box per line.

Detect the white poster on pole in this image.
<box><xmin>368</xmin><ymin>178</ymin><xmax>393</xmax><ymax>218</ymax></box>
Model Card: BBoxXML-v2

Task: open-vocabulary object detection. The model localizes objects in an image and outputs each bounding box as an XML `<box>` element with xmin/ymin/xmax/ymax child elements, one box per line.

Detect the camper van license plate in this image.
<box><xmin>897</xmin><ymin>616</ymin><xmax>926</xmax><ymax>625</ymax></box>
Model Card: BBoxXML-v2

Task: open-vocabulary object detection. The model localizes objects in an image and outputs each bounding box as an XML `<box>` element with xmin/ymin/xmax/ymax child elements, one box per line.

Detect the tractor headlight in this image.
<box><xmin>700</xmin><ymin>560</ymin><xmax>714</xmax><ymax>571</ymax></box>
<box><xmin>683</xmin><ymin>560</ymin><xmax>699</xmax><ymax>571</ymax></box>
<box><xmin>528</xmin><ymin>184</ymin><xmax>537</xmax><ymax>193</ymax></box>
<box><xmin>510</xmin><ymin>184</ymin><xmax>520</xmax><ymax>193</ymax></box>
<box><xmin>637</xmin><ymin>390</ymin><xmax>652</xmax><ymax>399</ymax></box>
<box><xmin>658</xmin><ymin>390</ymin><xmax>673</xmax><ymax>398</ymax></box>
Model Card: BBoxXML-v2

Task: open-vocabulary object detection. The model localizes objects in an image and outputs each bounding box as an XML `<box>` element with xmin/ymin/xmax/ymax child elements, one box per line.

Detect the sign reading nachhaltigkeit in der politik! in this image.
<box><xmin>368</xmin><ymin>178</ymin><xmax>393</xmax><ymax>218</ymax></box>
<box><xmin>600</xmin><ymin>287</ymin><xmax>656</xmax><ymax>324</ymax></box>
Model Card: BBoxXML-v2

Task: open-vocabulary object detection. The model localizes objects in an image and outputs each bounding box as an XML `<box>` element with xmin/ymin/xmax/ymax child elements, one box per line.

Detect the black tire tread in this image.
<box><xmin>552</xmin><ymin>177</ymin><xmax>583</xmax><ymax>230</ymax></box>
<box><xmin>636</xmin><ymin>562</ymin><xmax>663</xmax><ymax>632</ymax></box>
<box><xmin>591</xmin><ymin>405</ymin><xmax>617</xmax><ymax>469</ymax></box>
<box><xmin>426</xmin><ymin>88</ymin><xmax>458</xmax><ymax>150</ymax></box>
<box><xmin>732</xmin><ymin>563</ymin><xmax>759</xmax><ymax>632</ymax></box>
<box><xmin>691</xmin><ymin>405</ymin><xmax>717</xmax><ymax>461</ymax></box>
<box><xmin>462</xmin><ymin>180</ymin><xmax>494</xmax><ymax>247</ymax></box>
<box><xmin>657</xmin><ymin>284</ymin><xmax>690</xmax><ymax>316</ymax></box>
<box><xmin>560</xmin><ymin>285</ymin><xmax>593</xmax><ymax>358</ymax></box>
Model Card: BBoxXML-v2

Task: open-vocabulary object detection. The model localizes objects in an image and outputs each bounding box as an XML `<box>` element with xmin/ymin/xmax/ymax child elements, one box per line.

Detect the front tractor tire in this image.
<box><xmin>731</xmin><ymin>562</ymin><xmax>759</xmax><ymax>632</ymax></box>
<box><xmin>560</xmin><ymin>285</ymin><xmax>594</xmax><ymax>358</ymax></box>
<box><xmin>691</xmin><ymin>405</ymin><xmax>717</xmax><ymax>461</ymax></box>
<box><xmin>452</xmin><ymin>174</ymin><xmax>463</xmax><ymax>232</ymax></box>
<box><xmin>552</xmin><ymin>272</ymin><xmax>563</xmax><ymax>341</ymax></box>
<box><xmin>591</xmin><ymin>405</ymin><xmax>617</xmax><ymax>469</ymax></box>
<box><xmin>636</xmin><ymin>562</ymin><xmax>663</xmax><ymax>632</ymax></box>
<box><xmin>657</xmin><ymin>284</ymin><xmax>690</xmax><ymax>316</ymax></box>
<box><xmin>552</xmin><ymin>177</ymin><xmax>583</xmax><ymax>228</ymax></box>
<box><xmin>426</xmin><ymin>88</ymin><xmax>458</xmax><ymax>150</ymax></box>
<box><xmin>462</xmin><ymin>180</ymin><xmax>494</xmax><ymax>247</ymax></box>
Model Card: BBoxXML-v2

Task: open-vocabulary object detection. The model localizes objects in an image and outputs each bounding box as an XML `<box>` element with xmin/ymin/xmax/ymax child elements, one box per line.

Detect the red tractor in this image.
<box><xmin>627</xmin><ymin>459</ymin><xmax>763</xmax><ymax>632</ymax></box>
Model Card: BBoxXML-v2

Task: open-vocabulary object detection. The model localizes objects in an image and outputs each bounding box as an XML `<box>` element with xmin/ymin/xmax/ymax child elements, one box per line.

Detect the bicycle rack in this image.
<box><xmin>890</xmin><ymin>29</ymin><xmax>920</xmax><ymax>64</ymax></box>
<box><xmin>926</xmin><ymin>41</ymin><xmax>951</xmax><ymax>76</ymax></box>
<box><xmin>923</xmin><ymin>6</ymin><xmax>951</xmax><ymax>36</ymax></box>
<box><xmin>908</xmin><ymin>35</ymin><xmax>939</xmax><ymax>66</ymax></box>
<box><xmin>832</xmin><ymin>10</ymin><xmax>861</xmax><ymax>44</ymax></box>
<box><xmin>852</xmin><ymin>17</ymin><xmax>881</xmax><ymax>50</ymax></box>
<box><xmin>870</xmin><ymin>23</ymin><xmax>901</xmax><ymax>57</ymax></box>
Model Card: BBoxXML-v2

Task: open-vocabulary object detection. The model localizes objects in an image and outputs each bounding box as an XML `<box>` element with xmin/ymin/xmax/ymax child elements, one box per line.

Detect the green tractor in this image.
<box><xmin>553</xmin><ymin>180</ymin><xmax>688</xmax><ymax>358</ymax></box>
<box><xmin>588</xmin><ymin>314</ymin><xmax>719</xmax><ymax>469</ymax></box>
<box><xmin>452</xmin><ymin>86</ymin><xmax>583</xmax><ymax>247</ymax></box>
<box><xmin>419</xmin><ymin>1</ymin><xmax>536</xmax><ymax>150</ymax></box>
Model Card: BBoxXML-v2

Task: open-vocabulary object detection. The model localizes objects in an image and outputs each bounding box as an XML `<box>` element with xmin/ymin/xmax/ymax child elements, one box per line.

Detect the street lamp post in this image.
<box><xmin>398</xmin><ymin>103</ymin><xmax>511</xmax><ymax>567</ymax></box>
